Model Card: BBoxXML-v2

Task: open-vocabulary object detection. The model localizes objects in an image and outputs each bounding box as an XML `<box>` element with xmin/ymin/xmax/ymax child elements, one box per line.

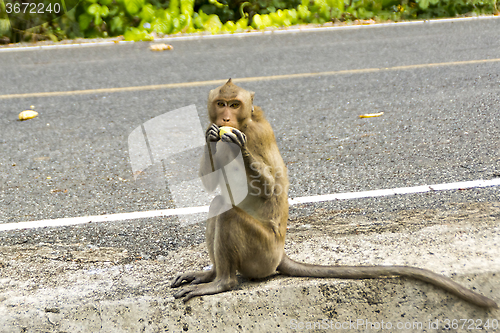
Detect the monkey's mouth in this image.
<box><xmin>218</xmin><ymin>124</ymin><xmax>237</xmax><ymax>129</ymax></box>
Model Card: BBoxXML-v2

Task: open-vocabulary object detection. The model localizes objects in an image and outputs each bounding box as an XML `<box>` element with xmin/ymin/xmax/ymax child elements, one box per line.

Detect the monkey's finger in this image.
<box><xmin>176</xmin><ymin>287</ymin><xmax>204</xmax><ymax>303</ymax></box>
<box><xmin>182</xmin><ymin>292</ymin><xmax>196</xmax><ymax>303</ymax></box>
<box><xmin>221</xmin><ymin>132</ymin><xmax>246</xmax><ymax>147</ymax></box>
<box><xmin>171</xmin><ymin>275</ymin><xmax>194</xmax><ymax>288</ymax></box>
<box><xmin>207</xmin><ymin>133</ymin><xmax>220</xmax><ymax>142</ymax></box>
<box><xmin>206</xmin><ymin>132</ymin><xmax>219</xmax><ymax>142</ymax></box>
<box><xmin>206</xmin><ymin>124</ymin><xmax>219</xmax><ymax>138</ymax></box>
<box><xmin>232</xmin><ymin>130</ymin><xmax>247</xmax><ymax>146</ymax></box>
<box><xmin>220</xmin><ymin>132</ymin><xmax>238</xmax><ymax>143</ymax></box>
<box><xmin>173</xmin><ymin>288</ymin><xmax>191</xmax><ymax>299</ymax></box>
<box><xmin>171</xmin><ymin>278</ymin><xmax>182</xmax><ymax>288</ymax></box>
<box><xmin>208</xmin><ymin>123</ymin><xmax>220</xmax><ymax>134</ymax></box>
<box><xmin>173</xmin><ymin>286</ymin><xmax>199</xmax><ymax>301</ymax></box>
<box><xmin>206</xmin><ymin>126</ymin><xmax>220</xmax><ymax>142</ymax></box>
<box><xmin>190</xmin><ymin>277</ymin><xmax>206</xmax><ymax>285</ymax></box>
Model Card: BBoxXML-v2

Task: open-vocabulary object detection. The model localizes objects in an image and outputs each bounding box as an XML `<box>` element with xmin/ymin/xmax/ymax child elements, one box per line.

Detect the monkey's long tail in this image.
<box><xmin>277</xmin><ymin>255</ymin><xmax>498</xmax><ymax>309</ymax></box>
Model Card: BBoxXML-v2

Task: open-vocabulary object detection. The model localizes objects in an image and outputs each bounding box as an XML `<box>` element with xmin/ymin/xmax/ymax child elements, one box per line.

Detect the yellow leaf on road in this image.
<box><xmin>19</xmin><ymin>110</ymin><xmax>38</xmax><ymax>121</ymax></box>
<box><xmin>359</xmin><ymin>112</ymin><xmax>384</xmax><ymax>118</ymax></box>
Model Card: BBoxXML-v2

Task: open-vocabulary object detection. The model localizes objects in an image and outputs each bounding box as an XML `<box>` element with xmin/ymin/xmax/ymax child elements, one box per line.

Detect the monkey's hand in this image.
<box><xmin>206</xmin><ymin>124</ymin><xmax>220</xmax><ymax>143</ymax></box>
<box><xmin>220</xmin><ymin>128</ymin><xmax>247</xmax><ymax>148</ymax></box>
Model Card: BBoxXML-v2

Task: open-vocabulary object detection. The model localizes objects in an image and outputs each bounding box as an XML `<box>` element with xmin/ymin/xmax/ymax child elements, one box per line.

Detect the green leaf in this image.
<box><xmin>319</xmin><ymin>4</ymin><xmax>331</xmax><ymax>20</ymax></box>
<box><xmin>203</xmin><ymin>14</ymin><xmax>222</xmax><ymax>34</ymax></box>
<box><xmin>285</xmin><ymin>9</ymin><xmax>298</xmax><ymax>24</ymax></box>
<box><xmin>198</xmin><ymin>9</ymin><xmax>209</xmax><ymax>21</ymax></box>
<box><xmin>222</xmin><ymin>20</ymin><xmax>236</xmax><ymax>32</ymax></box>
<box><xmin>0</xmin><ymin>19</ymin><xmax>11</xmax><ymax>35</ymax></box>
<box><xmin>94</xmin><ymin>14</ymin><xmax>102</xmax><ymax>26</ymax></box>
<box><xmin>330</xmin><ymin>0</ymin><xmax>344</xmax><ymax>11</ymax></box>
<box><xmin>209</xmin><ymin>0</ymin><xmax>226</xmax><ymax>9</ymax></box>
<box><xmin>180</xmin><ymin>0</ymin><xmax>195</xmax><ymax>15</ymax></box>
<box><xmin>123</xmin><ymin>0</ymin><xmax>145</xmax><ymax>15</ymax></box>
<box><xmin>46</xmin><ymin>32</ymin><xmax>59</xmax><ymax>42</ymax></box>
<box><xmin>124</xmin><ymin>27</ymin><xmax>153</xmax><ymax>41</ymax></box>
<box><xmin>86</xmin><ymin>3</ymin><xmax>101</xmax><ymax>15</ymax></box>
<box><xmin>171</xmin><ymin>17</ymin><xmax>181</xmax><ymax>33</ymax></box>
<box><xmin>100</xmin><ymin>5</ymin><xmax>109</xmax><ymax>17</ymax></box>
<box><xmin>235</xmin><ymin>17</ymin><xmax>248</xmax><ymax>30</ymax></box>
<box><xmin>169</xmin><ymin>0</ymin><xmax>179</xmax><ymax>16</ymax></box>
<box><xmin>357</xmin><ymin>7</ymin><xmax>374</xmax><ymax>19</ymax></box>
<box><xmin>109</xmin><ymin>16</ymin><xmax>125</xmax><ymax>35</ymax></box>
<box><xmin>275</xmin><ymin>9</ymin><xmax>287</xmax><ymax>25</ymax></box>
<box><xmin>199</xmin><ymin>4</ymin><xmax>217</xmax><ymax>15</ymax></box>
<box><xmin>193</xmin><ymin>13</ymin><xmax>204</xmax><ymax>29</ymax></box>
<box><xmin>417</xmin><ymin>0</ymin><xmax>429</xmax><ymax>9</ymax></box>
<box><xmin>251</xmin><ymin>13</ymin><xmax>263</xmax><ymax>29</ymax></box>
<box><xmin>139</xmin><ymin>3</ymin><xmax>155</xmax><ymax>22</ymax></box>
<box><xmin>429</xmin><ymin>0</ymin><xmax>440</xmax><ymax>5</ymax></box>
<box><xmin>78</xmin><ymin>13</ymin><xmax>93</xmax><ymax>31</ymax></box>
<box><xmin>297</xmin><ymin>4</ymin><xmax>311</xmax><ymax>21</ymax></box>
<box><xmin>261</xmin><ymin>13</ymin><xmax>272</xmax><ymax>27</ymax></box>
<box><xmin>152</xmin><ymin>17</ymin><xmax>171</xmax><ymax>34</ymax></box>
<box><xmin>178</xmin><ymin>13</ymin><xmax>188</xmax><ymax>28</ymax></box>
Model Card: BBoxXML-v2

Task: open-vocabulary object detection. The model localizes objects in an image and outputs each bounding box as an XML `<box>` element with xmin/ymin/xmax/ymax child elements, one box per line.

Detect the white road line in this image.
<box><xmin>0</xmin><ymin>206</ymin><xmax>210</xmax><ymax>232</ymax></box>
<box><xmin>1</xmin><ymin>15</ymin><xmax>499</xmax><ymax>53</ymax></box>
<box><xmin>288</xmin><ymin>178</ymin><xmax>500</xmax><ymax>204</ymax></box>
<box><xmin>1</xmin><ymin>178</ymin><xmax>499</xmax><ymax>232</ymax></box>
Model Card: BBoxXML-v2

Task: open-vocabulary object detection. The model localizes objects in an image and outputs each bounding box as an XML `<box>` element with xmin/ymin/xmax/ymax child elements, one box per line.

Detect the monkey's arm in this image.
<box><xmin>199</xmin><ymin>124</ymin><xmax>220</xmax><ymax>192</ymax></box>
<box><xmin>221</xmin><ymin>129</ymin><xmax>277</xmax><ymax>199</ymax></box>
<box><xmin>245</xmin><ymin>153</ymin><xmax>277</xmax><ymax>199</ymax></box>
<box><xmin>199</xmin><ymin>143</ymin><xmax>220</xmax><ymax>192</ymax></box>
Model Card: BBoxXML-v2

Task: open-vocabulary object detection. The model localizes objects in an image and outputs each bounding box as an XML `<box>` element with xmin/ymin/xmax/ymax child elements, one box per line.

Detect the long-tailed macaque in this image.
<box><xmin>171</xmin><ymin>79</ymin><xmax>498</xmax><ymax>308</ymax></box>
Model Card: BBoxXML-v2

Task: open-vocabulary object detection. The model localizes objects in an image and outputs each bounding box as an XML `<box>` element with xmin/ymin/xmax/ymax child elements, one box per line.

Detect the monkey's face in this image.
<box><xmin>211</xmin><ymin>99</ymin><xmax>246</xmax><ymax>128</ymax></box>
<box><xmin>208</xmin><ymin>79</ymin><xmax>255</xmax><ymax>129</ymax></box>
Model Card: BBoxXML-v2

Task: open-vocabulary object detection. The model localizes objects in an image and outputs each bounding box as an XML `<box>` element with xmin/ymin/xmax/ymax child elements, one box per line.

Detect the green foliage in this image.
<box><xmin>1</xmin><ymin>0</ymin><xmax>80</xmax><ymax>42</ymax></box>
<box><xmin>125</xmin><ymin>0</ymin><xmax>146</xmax><ymax>15</ymax></box>
<box><xmin>0</xmin><ymin>0</ymin><xmax>499</xmax><ymax>43</ymax></box>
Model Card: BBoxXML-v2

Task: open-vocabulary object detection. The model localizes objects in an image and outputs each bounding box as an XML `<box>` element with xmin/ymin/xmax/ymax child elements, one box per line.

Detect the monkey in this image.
<box><xmin>171</xmin><ymin>79</ymin><xmax>498</xmax><ymax>309</ymax></box>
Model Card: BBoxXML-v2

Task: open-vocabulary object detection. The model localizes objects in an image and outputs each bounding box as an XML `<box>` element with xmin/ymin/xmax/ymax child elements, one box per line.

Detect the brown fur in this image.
<box><xmin>171</xmin><ymin>79</ymin><xmax>498</xmax><ymax>308</ymax></box>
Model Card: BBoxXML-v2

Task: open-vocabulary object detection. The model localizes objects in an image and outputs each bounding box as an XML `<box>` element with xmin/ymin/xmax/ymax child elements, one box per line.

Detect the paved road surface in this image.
<box><xmin>1</xmin><ymin>17</ymin><xmax>499</xmax><ymax>252</ymax></box>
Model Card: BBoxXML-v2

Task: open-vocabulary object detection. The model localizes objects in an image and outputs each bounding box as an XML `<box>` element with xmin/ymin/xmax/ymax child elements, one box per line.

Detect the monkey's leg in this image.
<box><xmin>172</xmin><ymin>217</ymin><xmax>237</xmax><ymax>301</ymax></box>
<box><xmin>173</xmin><ymin>205</ymin><xmax>277</xmax><ymax>302</ymax></box>
<box><xmin>170</xmin><ymin>229</ymin><xmax>215</xmax><ymax>288</ymax></box>
<box><xmin>170</xmin><ymin>196</ymin><xmax>228</xmax><ymax>288</ymax></box>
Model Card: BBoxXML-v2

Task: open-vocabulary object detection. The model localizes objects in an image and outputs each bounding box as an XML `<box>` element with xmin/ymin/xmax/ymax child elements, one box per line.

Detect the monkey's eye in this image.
<box><xmin>217</xmin><ymin>101</ymin><xmax>226</xmax><ymax>107</ymax></box>
<box><xmin>229</xmin><ymin>102</ymin><xmax>240</xmax><ymax>109</ymax></box>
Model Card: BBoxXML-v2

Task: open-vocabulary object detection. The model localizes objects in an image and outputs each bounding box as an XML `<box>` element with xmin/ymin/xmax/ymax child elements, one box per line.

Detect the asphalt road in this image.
<box><xmin>0</xmin><ymin>17</ymin><xmax>500</xmax><ymax>258</ymax></box>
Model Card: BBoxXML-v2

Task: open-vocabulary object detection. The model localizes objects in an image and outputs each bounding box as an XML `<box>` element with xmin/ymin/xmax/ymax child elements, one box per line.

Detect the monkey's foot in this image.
<box><xmin>171</xmin><ymin>270</ymin><xmax>216</xmax><ymax>288</ymax></box>
<box><xmin>173</xmin><ymin>279</ymin><xmax>237</xmax><ymax>302</ymax></box>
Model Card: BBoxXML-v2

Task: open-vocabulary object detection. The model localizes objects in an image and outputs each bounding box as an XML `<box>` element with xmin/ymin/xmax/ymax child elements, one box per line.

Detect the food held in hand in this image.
<box><xmin>219</xmin><ymin>126</ymin><xmax>234</xmax><ymax>136</ymax></box>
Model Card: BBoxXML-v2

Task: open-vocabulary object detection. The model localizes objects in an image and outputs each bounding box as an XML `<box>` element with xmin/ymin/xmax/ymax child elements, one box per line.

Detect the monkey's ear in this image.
<box><xmin>208</xmin><ymin>88</ymin><xmax>217</xmax><ymax>101</ymax></box>
<box><xmin>226</xmin><ymin>78</ymin><xmax>232</xmax><ymax>84</ymax></box>
<box><xmin>249</xmin><ymin>90</ymin><xmax>255</xmax><ymax>103</ymax></box>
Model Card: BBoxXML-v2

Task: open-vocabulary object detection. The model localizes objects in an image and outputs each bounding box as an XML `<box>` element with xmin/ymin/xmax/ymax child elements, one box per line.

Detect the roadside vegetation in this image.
<box><xmin>0</xmin><ymin>0</ymin><xmax>498</xmax><ymax>43</ymax></box>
